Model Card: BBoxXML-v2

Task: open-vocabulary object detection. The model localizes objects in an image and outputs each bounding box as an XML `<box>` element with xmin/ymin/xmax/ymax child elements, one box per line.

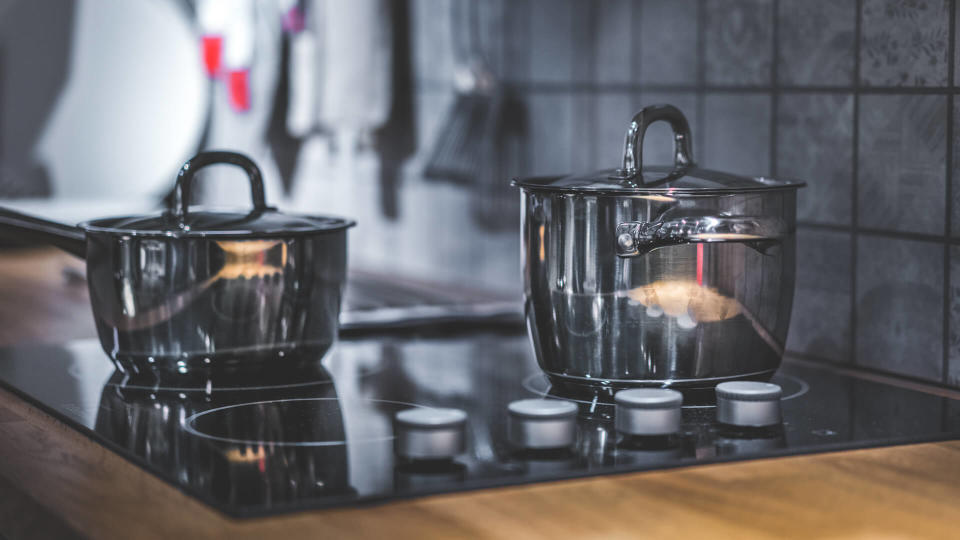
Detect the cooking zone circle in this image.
<box><xmin>183</xmin><ymin>397</ymin><xmax>428</xmax><ymax>447</ymax></box>
<box><xmin>522</xmin><ymin>372</ymin><xmax>809</xmax><ymax>409</ymax></box>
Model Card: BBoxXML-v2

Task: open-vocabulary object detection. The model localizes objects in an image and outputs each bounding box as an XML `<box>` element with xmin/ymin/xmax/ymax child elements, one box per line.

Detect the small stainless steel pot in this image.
<box><xmin>0</xmin><ymin>151</ymin><xmax>355</xmax><ymax>375</ymax></box>
<box><xmin>513</xmin><ymin>105</ymin><xmax>804</xmax><ymax>390</ymax></box>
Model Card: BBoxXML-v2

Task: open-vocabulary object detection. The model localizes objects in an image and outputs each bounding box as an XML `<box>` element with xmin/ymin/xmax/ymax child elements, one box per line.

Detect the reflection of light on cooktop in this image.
<box><xmin>102</xmin><ymin>362</ymin><xmax>384</xmax><ymax>394</ymax></box>
<box><xmin>183</xmin><ymin>398</ymin><xmax>426</xmax><ymax>447</ymax></box>
<box><xmin>522</xmin><ymin>373</ymin><xmax>809</xmax><ymax>409</ymax></box>
<box><xmin>106</xmin><ymin>376</ymin><xmax>335</xmax><ymax>394</ymax></box>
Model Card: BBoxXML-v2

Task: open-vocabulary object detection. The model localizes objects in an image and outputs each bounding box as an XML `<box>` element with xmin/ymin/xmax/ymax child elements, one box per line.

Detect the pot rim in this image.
<box><xmin>79</xmin><ymin>214</ymin><xmax>356</xmax><ymax>239</ymax></box>
<box><xmin>512</xmin><ymin>175</ymin><xmax>806</xmax><ymax>196</ymax></box>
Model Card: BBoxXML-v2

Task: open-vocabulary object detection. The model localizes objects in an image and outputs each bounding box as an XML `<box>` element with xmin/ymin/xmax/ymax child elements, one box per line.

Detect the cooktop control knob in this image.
<box><xmin>507</xmin><ymin>399</ymin><xmax>578</xmax><ymax>450</ymax></box>
<box><xmin>394</xmin><ymin>407</ymin><xmax>467</xmax><ymax>460</ymax></box>
<box><xmin>614</xmin><ymin>388</ymin><xmax>683</xmax><ymax>436</ymax></box>
<box><xmin>715</xmin><ymin>381</ymin><xmax>782</xmax><ymax>427</ymax></box>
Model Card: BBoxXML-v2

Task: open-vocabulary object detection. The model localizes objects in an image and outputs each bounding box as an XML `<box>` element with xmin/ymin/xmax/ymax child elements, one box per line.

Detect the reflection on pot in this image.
<box><xmin>626</xmin><ymin>279</ymin><xmax>742</xmax><ymax>327</ymax></box>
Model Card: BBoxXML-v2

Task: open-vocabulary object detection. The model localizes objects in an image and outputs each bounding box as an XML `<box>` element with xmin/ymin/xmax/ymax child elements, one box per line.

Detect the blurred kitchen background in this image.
<box><xmin>1</xmin><ymin>0</ymin><xmax>957</xmax><ymax>387</ymax></box>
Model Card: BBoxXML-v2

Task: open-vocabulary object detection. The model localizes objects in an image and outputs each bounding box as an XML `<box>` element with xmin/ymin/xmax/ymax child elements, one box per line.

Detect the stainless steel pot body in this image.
<box><xmin>520</xmin><ymin>188</ymin><xmax>797</xmax><ymax>389</ymax></box>
<box><xmin>85</xmin><ymin>228</ymin><xmax>348</xmax><ymax>374</ymax></box>
<box><xmin>0</xmin><ymin>151</ymin><xmax>353</xmax><ymax>376</ymax></box>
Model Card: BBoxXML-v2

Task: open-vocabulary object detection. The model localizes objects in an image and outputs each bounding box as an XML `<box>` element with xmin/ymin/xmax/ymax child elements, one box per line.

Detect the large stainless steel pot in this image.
<box><xmin>513</xmin><ymin>105</ymin><xmax>804</xmax><ymax>390</ymax></box>
<box><xmin>0</xmin><ymin>151</ymin><xmax>354</xmax><ymax>376</ymax></box>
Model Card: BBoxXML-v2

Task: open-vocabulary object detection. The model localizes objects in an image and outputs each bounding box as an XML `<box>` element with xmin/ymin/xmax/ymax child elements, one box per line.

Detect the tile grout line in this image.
<box><xmin>851</xmin><ymin>0</ymin><xmax>862</xmax><ymax>367</ymax></box>
<box><xmin>770</xmin><ymin>0</ymin><xmax>780</xmax><ymax>176</ymax></box>
<box><xmin>943</xmin><ymin>0</ymin><xmax>956</xmax><ymax>387</ymax></box>
<box><xmin>476</xmin><ymin>82</ymin><xmax>960</xmax><ymax>94</ymax></box>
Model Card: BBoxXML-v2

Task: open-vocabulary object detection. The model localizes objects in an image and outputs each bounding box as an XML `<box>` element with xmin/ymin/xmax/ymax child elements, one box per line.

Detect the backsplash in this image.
<box><xmin>398</xmin><ymin>0</ymin><xmax>960</xmax><ymax>387</ymax></box>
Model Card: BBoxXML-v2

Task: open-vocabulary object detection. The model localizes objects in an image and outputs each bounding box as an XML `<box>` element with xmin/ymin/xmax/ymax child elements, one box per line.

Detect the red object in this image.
<box><xmin>201</xmin><ymin>35</ymin><xmax>223</xmax><ymax>77</ymax></box>
<box><xmin>227</xmin><ymin>69</ymin><xmax>251</xmax><ymax>112</ymax></box>
<box><xmin>696</xmin><ymin>243</ymin><xmax>704</xmax><ymax>286</ymax></box>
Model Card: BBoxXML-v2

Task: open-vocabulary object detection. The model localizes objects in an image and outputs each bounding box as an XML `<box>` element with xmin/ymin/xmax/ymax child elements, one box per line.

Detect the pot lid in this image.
<box><xmin>80</xmin><ymin>152</ymin><xmax>355</xmax><ymax>237</ymax></box>
<box><xmin>512</xmin><ymin>104</ymin><xmax>805</xmax><ymax>195</ymax></box>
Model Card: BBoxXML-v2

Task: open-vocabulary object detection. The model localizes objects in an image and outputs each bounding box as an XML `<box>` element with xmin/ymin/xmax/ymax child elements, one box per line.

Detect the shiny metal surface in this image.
<box><xmin>394</xmin><ymin>408</ymin><xmax>467</xmax><ymax>460</ymax></box>
<box><xmin>87</xmin><ymin>229</ymin><xmax>348</xmax><ymax>374</ymax></box>
<box><xmin>517</xmin><ymin>104</ymin><xmax>800</xmax><ymax>388</ymax></box>
<box><xmin>614</xmin><ymin>389</ymin><xmax>683</xmax><ymax>436</ymax></box>
<box><xmin>716</xmin><ymin>382</ymin><xmax>783</xmax><ymax>427</ymax></box>
<box><xmin>507</xmin><ymin>399</ymin><xmax>578</xmax><ymax>449</ymax></box>
<box><xmin>0</xmin><ymin>152</ymin><xmax>353</xmax><ymax>375</ymax></box>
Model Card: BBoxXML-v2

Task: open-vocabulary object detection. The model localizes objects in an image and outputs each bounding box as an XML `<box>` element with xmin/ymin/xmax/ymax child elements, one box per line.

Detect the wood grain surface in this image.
<box><xmin>1</xmin><ymin>248</ymin><xmax>960</xmax><ymax>539</ymax></box>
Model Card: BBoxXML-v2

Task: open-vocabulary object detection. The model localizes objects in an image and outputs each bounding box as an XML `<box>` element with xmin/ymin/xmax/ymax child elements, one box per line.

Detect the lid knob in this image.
<box><xmin>614</xmin><ymin>388</ymin><xmax>683</xmax><ymax>436</ymax></box>
<box><xmin>507</xmin><ymin>399</ymin><xmax>578</xmax><ymax>450</ymax></box>
<box><xmin>715</xmin><ymin>381</ymin><xmax>782</xmax><ymax>427</ymax></box>
<box><xmin>394</xmin><ymin>407</ymin><xmax>468</xmax><ymax>460</ymax></box>
<box><xmin>617</xmin><ymin>104</ymin><xmax>695</xmax><ymax>180</ymax></box>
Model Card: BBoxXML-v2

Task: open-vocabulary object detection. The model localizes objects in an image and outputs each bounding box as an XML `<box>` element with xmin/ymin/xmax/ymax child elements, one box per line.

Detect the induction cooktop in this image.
<box><xmin>0</xmin><ymin>330</ymin><xmax>958</xmax><ymax>518</ymax></box>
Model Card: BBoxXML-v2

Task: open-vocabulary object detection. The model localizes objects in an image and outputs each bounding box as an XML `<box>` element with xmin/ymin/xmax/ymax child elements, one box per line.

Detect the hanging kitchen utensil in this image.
<box><xmin>513</xmin><ymin>104</ymin><xmax>805</xmax><ymax>390</ymax></box>
<box><xmin>424</xmin><ymin>2</ymin><xmax>500</xmax><ymax>183</ymax></box>
<box><xmin>0</xmin><ymin>151</ymin><xmax>355</xmax><ymax>376</ymax></box>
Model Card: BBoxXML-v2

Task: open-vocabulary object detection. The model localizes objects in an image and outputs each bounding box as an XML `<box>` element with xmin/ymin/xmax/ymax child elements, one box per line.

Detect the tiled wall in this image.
<box><xmin>405</xmin><ymin>0</ymin><xmax>959</xmax><ymax>387</ymax></box>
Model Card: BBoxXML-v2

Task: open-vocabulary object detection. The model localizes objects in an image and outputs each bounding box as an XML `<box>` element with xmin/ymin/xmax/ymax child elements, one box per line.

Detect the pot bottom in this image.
<box><xmin>543</xmin><ymin>369</ymin><xmax>777</xmax><ymax>401</ymax></box>
<box><xmin>110</xmin><ymin>343</ymin><xmax>333</xmax><ymax>380</ymax></box>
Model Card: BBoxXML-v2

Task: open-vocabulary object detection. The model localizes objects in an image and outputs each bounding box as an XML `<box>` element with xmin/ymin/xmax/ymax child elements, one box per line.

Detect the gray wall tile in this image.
<box><xmin>703</xmin><ymin>93</ymin><xmax>772</xmax><ymax>176</ymax></box>
<box><xmin>640</xmin><ymin>92</ymin><xmax>699</xmax><ymax>166</ymax></box>
<box><xmin>473</xmin><ymin>0</ymin><xmax>507</xmax><ymax>79</ymax></box>
<box><xmin>594</xmin><ymin>0</ymin><xmax>635</xmax><ymax>84</ymax></box>
<box><xmin>529</xmin><ymin>0</ymin><xmax>574</xmax><ymax>83</ymax></box>
<box><xmin>594</xmin><ymin>92</ymin><xmax>641</xmax><ymax>170</ymax></box>
<box><xmin>639</xmin><ymin>0</ymin><xmax>698</xmax><ymax>85</ymax></box>
<box><xmin>570</xmin><ymin>1</ymin><xmax>596</xmax><ymax>83</ymax></box>
<box><xmin>860</xmin><ymin>0</ymin><xmax>949</xmax><ymax>87</ymax></box>
<box><xmin>527</xmin><ymin>93</ymin><xmax>574</xmax><ymax>175</ymax></box>
<box><xmin>953</xmin><ymin>99</ymin><xmax>960</xmax><ymax>236</ymax></box>
<box><xmin>777</xmin><ymin>0</ymin><xmax>856</xmax><ymax>86</ymax></box>
<box><xmin>950</xmin><ymin>246</ymin><xmax>960</xmax><ymax>387</ymax></box>
<box><xmin>570</xmin><ymin>94</ymin><xmax>595</xmax><ymax>172</ymax></box>
<box><xmin>856</xmin><ymin>235</ymin><xmax>943</xmax><ymax>382</ymax></box>
<box><xmin>777</xmin><ymin>93</ymin><xmax>854</xmax><ymax>225</ymax></box>
<box><xmin>503</xmin><ymin>0</ymin><xmax>532</xmax><ymax>82</ymax></box>
<box><xmin>858</xmin><ymin>95</ymin><xmax>947</xmax><ymax>235</ymax></box>
<box><xmin>957</xmin><ymin>3</ymin><xmax>960</xmax><ymax>86</ymax></box>
<box><xmin>787</xmin><ymin>229</ymin><xmax>852</xmax><ymax>363</ymax></box>
<box><xmin>704</xmin><ymin>0</ymin><xmax>774</xmax><ymax>85</ymax></box>
<box><xmin>411</xmin><ymin>0</ymin><xmax>455</xmax><ymax>84</ymax></box>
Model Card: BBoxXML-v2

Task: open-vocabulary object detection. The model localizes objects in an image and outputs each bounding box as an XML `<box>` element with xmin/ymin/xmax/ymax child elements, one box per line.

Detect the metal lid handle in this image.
<box><xmin>619</xmin><ymin>104</ymin><xmax>695</xmax><ymax>179</ymax></box>
<box><xmin>172</xmin><ymin>151</ymin><xmax>268</xmax><ymax>222</ymax></box>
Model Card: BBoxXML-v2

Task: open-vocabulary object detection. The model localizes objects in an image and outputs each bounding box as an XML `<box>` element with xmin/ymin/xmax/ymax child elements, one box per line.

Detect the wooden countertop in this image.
<box><xmin>1</xmin><ymin>248</ymin><xmax>959</xmax><ymax>539</ymax></box>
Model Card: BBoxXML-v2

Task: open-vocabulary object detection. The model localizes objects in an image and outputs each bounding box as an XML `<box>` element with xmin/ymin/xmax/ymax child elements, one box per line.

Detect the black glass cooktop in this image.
<box><xmin>1</xmin><ymin>331</ymin><xmax>959</xmax><ymax>518</ymax></box>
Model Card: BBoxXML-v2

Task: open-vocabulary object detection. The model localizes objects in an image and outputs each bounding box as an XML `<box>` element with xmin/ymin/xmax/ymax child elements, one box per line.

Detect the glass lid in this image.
<box><xmin>512</xmin><ymin>104</ymin><xmax>805</xmax><ymax>195</ymax></box>
<box><xmin>80</xmin><ymin>152</ymin><xmax>355</xmax><ymax>237</ymax></box>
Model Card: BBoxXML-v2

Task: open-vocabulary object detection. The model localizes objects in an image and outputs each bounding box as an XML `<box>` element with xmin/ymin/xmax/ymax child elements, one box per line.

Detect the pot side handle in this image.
<box><xmin>0</xmin><ymin>207</ymin><xmax>87</xmax><ymax>258</ymax></box>
<box><xmin>615</xmin><ymin>215</ymin><xmax>787</xmax><ymax>257</ymax></box>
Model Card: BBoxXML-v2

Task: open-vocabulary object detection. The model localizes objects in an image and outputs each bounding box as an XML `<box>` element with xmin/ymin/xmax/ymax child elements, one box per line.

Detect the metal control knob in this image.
<box><xmin>394</xmin><ymin>407</ymin><xmax>467</xmax><ymax>460</ymax></box>
<box><xmin>507</xmin><ymin>399</ymin><xmax>578</xmax><ymax>450</ymax></box>
<box><xmin>614</xmin><ymin>388</ymin><xmax>683</xmax><ymax>436</ymax></box>
<box><xmin>715</xmin><ymin>381</ymin><xmax>782</xmax><ymax>427</ymax></box>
